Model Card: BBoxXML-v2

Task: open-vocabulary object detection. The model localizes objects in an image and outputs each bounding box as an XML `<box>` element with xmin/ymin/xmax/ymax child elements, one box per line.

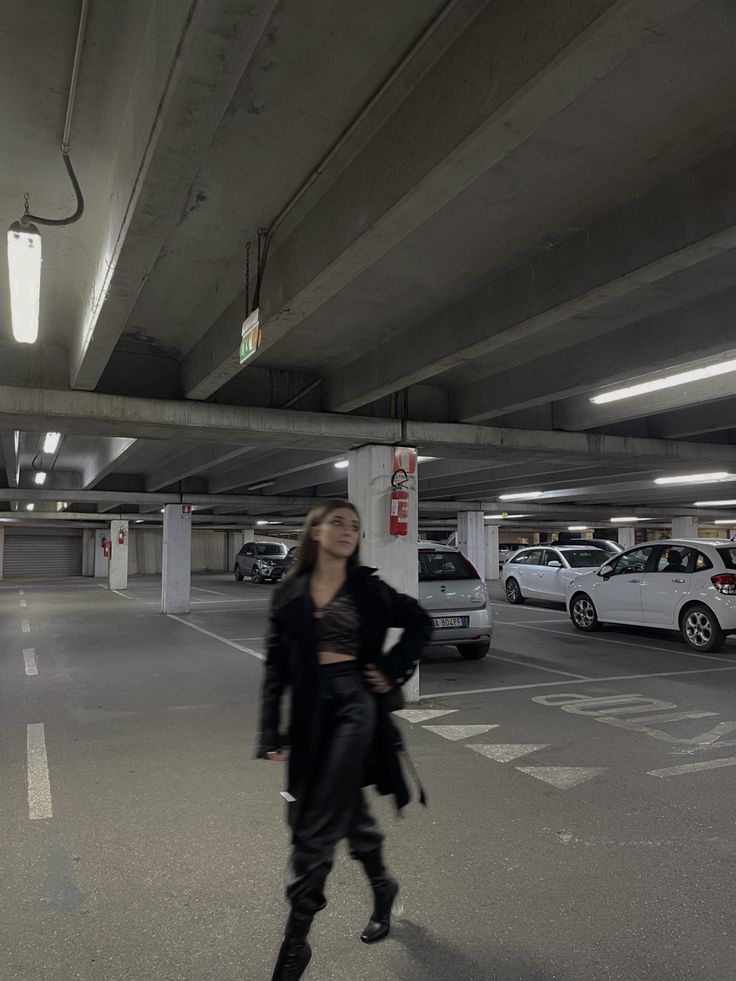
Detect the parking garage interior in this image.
<box><xmin>3</xmin><ymin>2</ymin><xmax>736</xmax><ymax>979</ymax></box>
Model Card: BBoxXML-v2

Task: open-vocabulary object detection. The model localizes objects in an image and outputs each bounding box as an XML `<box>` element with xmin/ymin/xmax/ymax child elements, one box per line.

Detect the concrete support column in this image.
<box><xmin>82</xmin><ymin>529</ymin><xmax>95</xmax><ymax>577</ymax></box>
<box><xmin>617</xmin><ymin>526</ymin><xmax>636</xmax><ymax>550</ymax></box>
<box><xmin>672</xmin><ymin>516</ymin><xmax>699</xmax><ymax>540</ymax></box>
<box><xmin>0</xmin><ymin>526</ymin><xmax>4</xmax><ymax>580</ymax></box>
<box><xmin>457</xmin><ymin>510</ymin><xmax>485</xmax><ymax>580</ymax></box>
<box><xmin>240</xmin><ymin>528</ymin><xmax>256</xmax><ymax>548</ymax></box>
<box><xmin>225</xmin><ymin>532</ymin><xmax>238</xmax><ymax>572</ymax></box>
<box><xmin>348</xmin><ymin>445</ymin><xmax>420</xmax><ymax>703</ymax></box>
<box><xmin>108</xmin><ymin>520</ymin><xmax>129</xmax><ymax>590</ymax></box>
<box><xmin>94</xmin><ymin>530</ymin><xmax>108</xmax><ymax>578</ymax></box>
<box><xmin>162</xmin><ymin>505</ymin><xmax>192</xmax><ymax>614</ymax></box>
<box><xmin>484</xmin><ymin>523</ymin><xmax>500</xmax><ymax>581</ymax></box>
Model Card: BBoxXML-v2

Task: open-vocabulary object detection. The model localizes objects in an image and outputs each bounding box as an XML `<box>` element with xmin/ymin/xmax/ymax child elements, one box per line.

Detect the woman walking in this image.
<box><xmin>257</xmin><ymin>499</ymin><xmax>432</xmax><ymax>980</ymax></box>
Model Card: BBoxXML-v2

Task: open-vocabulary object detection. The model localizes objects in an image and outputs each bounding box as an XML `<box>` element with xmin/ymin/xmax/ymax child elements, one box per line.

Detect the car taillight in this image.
<box><xmin>711</xmin><ymin>574</ymin><xmax>736</xmax><ymax>595</ymax></box>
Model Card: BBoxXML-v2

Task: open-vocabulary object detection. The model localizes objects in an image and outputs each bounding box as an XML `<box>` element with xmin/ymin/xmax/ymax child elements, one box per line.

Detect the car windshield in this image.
<box><xmin>257</xmin><ymin>544</ymin><xmax>285</xmax><ymax>556</ymax></box>
<box><xmin>563</xmin><ymin>549</ymin><xmax>605</xmax><ymax>568</ymax></box>
<box><xmin>419</xmin><ymin>551</ymin><xmax>478</xmax><ymax>581</ymax></box>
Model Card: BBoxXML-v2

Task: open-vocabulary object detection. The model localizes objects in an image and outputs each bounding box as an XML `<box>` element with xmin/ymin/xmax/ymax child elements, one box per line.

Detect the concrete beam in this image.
<box><xmin>0</xmin><ymin>343</ymin><xmax>69</xmax><ymax>389</ymax></box>
<box><xmin>145</xmin><ymin>445</ymin><xmax>257</xmax><ymax>492</ymax></box>
<box><xmin>209</xmin><ymin>450</ymin><xmax>338</xmax><ymax>495</ymax></box>
<box><xmin>328</xmin><ymin>140</ymin><xmax>736</xmax><ymax>413</ymax></box>
<box><xmin>0</xmin><ymin>432</ymin><xmax>20</xmax><ymax>489</ymax></box>
<box><xmin>455</xmin><ymin>286</ymin><xmax>736</xmax><ymax>423</ymax></box>
<box><xmin>71</xmin><ymin>0</ymin><xmax>278</xmax><ymax>390</ymax></box>
<box><xmin>82</xmin><ymin>437</ymin><xmax>142</xmax><ymax>489</ymax></box>
<box><xmin>10</xmin><ymin>488</ymin><xmax>317</xmax><ymax>509</ymax></box>
<box><xmin>649</xmin><ymin>402</ymin><xmax>736</xmax><ymax>440</ymax></box>
<box><xmin>186</xmin><ymin>0</ymin><xmax>697</xmax><ymax>398</ymax></box>
<box><xmin>555</xmin><ymin>368</ymin><xmax>736</xmax><ymax>433</ymax></box>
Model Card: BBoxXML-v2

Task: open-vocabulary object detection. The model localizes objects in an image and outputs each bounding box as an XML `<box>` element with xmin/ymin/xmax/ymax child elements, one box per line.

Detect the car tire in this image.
<box><xmin>505</xmin><ymin>578</ymin><xmax>525</xmax><ymax>605</ymax></box>
<box><xmin>234</xmin><ymin>564</ymin><xmax>244</xmax><ymax>582</ymax></box>
<box><xmin>251</xmin><ymin>566</ymin><xmax>263</xmax><ymax>584</ymax></box>
<box><xmin>570</xmin><ymin>593</ymin><xmax>600</xmax><ymax>632</ymax></box>
<box><xmin>458</xmin><ymin>641</ymin><xmax>491</xmax><ymax>659</ymax></box>
<box><xmin>680</xmin><ymin>604</ymin><xmax>725</xmax><ymax>653</ymax></box>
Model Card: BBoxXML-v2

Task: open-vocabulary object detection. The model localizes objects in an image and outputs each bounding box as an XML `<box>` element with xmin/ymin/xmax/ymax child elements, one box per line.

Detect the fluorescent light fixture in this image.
<box><xmin>498</xmin><ymin>491</ymin><xmax>543</xmax><ymax>501</ymax></box>
<box><xmin>568</xmin><ymin>525</ymin><xmax>589</xmax><ymax>531</ymax></box>
<box><xmin>417</xmin><ymin>456</ymin><xmax>436</xmax><ymax>463</ymax></box>
<box><xmin>248</xmin><ymin>481</ymin><xmax>275</xmax><ymax>491</ymax></box>
<box><xmin>43</xmin><ymin>432</ymin><xmax>61</xmax><ymax>455</ymax></box>
<box><xmin>654</xmin><ymin>472</ymin><xmax>734</xmax><ymax>486</ymax></box>
<box><xmin>7</xmin><ymin>221</ymin><xmax>42</xmax><ymax>344</ymax></box>
<box><xmin>135</xmin><ymin>519</ymin><xmax>144</xmax><ymax>524</ymax></box>
<box><xmin>611</xmin><ymin>516</ymin><xmax>641</xmax><ymax>523</ymax></box>
<box><xmin>160</xmin><ymin>508</ymin><xmax>165</xmax><ymax>513</ymax></box>
<box><xmin>484</xmin><ymin>514</ymin><xmax>526</xmax><ymax>520</ymax></box>
<box><xmin>694</xmin><ymin>499</ymin><xmax>736</xmax><ymax>507</ymax></box>
<box><xmin>257</xmin><ymin>520</ymin><xmax>269</xmax><ymax>525</ymax></box>
<box><xmin>26</xmin><ymin>503</ymin><xmax>35</xmax><ymax>511</ymax></box>
<box><xmin>34</xmin><ymin>471</ymin><xmax>47</xmax><ymax>485</ymax></box>
<box><xmin>591</xmin><ymin>357</ymin><xmax>736</xmax><ymax>405</ymax></box>
<box><xmin>334</xmin><ymin>460</ymin><xmax>349</xmax><ymax>470</ymax></box>
<box><xmin>714</xmin><ymin>520</ymin><xmax>736</xmax><ymax>525</ymax></box>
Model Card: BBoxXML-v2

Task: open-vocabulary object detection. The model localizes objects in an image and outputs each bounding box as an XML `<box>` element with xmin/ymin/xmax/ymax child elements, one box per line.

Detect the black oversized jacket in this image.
<box><xmin>256</xmin><ymin>565</ymin><xmax>433</xmax><ymax>813</ymax></box>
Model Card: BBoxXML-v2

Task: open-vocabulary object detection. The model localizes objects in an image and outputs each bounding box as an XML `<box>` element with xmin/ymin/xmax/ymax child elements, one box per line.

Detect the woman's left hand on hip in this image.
<box><xmin>365</xmin><ymin>663</ymin><xmax>392</xmax><ymax>694</ymax></box>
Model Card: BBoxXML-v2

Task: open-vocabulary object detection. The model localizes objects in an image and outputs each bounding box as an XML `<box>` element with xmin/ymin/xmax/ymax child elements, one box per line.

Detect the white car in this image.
<box><xmin>503</xmin><ymin>545</ymin><xmax>607</xmax><ymax>604</ymax></box>
<box><xmin>566</xmin><ymin>539</ymin><xmax>736</xmax><ymax>653</ymax></box>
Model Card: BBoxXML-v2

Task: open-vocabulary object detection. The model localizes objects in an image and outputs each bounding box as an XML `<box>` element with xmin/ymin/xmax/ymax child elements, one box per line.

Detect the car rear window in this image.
<box><xmin>717</xmin><ymin>547</ymin><xmax>736</xmax><ymax>570</ymax></box>
<box><xmin>419</xmin><ymin>551</ymin><xmax>479</xmax><ymax>581</ymax></box>
<box><xmin>564</xmin><ymin>549</ymin><xmax>605</xmax><ymax>568</ymax></box>
<box><xmin>257</xmin><ymin>544</ymin><xmax>285</xmax><ymax>556</ymax></box>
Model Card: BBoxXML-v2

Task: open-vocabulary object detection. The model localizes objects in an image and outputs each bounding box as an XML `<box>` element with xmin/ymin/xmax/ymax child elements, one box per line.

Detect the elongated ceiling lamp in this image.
<box><xmin>7</xmin><ymin>0</ymin><xmax>88</xmax><ymax>344</ymax></box>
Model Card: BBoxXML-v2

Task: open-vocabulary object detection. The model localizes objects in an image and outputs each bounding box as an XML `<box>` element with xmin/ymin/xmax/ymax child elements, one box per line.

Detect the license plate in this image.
<box><xmin>433</xmin><ymin>616</ymin><xmax>468</xmax><ymax>630</ymax></box>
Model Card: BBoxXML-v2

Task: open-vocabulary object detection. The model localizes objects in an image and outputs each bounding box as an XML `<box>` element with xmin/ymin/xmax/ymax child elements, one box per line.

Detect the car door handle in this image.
<box><xmin>671</xmin><ymin>578</ymin><xmax>686</xmax><ymax>583</ymax></box>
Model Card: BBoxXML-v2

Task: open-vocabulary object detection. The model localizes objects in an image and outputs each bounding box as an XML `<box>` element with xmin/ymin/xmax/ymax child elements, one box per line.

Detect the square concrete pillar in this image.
<box><xmin>0</xmin><ymin>526</ymin><xmax>4</xmax><ymax>580</ymax></box>
<box><xmin>484</xmin><ymin>523</ymin><xmax>500</xmax><ymax>580</ymax></box>
<box><xmin>348</xmin><ymin>445</ymin><xmax>420</xmax><ymax>703</ymax></box>
<box><xmin>162</xmin><ymin>505</ymin><xmax>192</xmax><ymax>614</ymax></box>
<box><xmin>672</xmin><ymin>516</ymin><xmax>699</xmax><ymax>540</ymax></box>
<box><xmin>94</xmin><ymin>530</ymin><xmax>108</xmax><ymax>578</ymax></box>
<box><xmin>225</xmin><ymin>532</ymin><xmax>238</xmax><ymax>572</ymax></box>
<box><xmin>457</xmin><ymin>510</ymin><xmax>485</xmax><ymax>580</ymax></box>
<box><xmin>108</xmin><ymin>520</ymin><xmax>129</xmax><ymax>590</ymax></box>
<box><xmin>617</xmin><ymin>526</ymin><xmax>636</xmax><ymax>550</ymax></box>
<box><xmin>82</xmin><ymin>529</ymin><xmax>95</xmax><ymax>577</ymax></box>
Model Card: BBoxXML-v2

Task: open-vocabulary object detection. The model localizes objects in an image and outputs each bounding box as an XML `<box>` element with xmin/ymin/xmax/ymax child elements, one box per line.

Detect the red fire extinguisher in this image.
<box><xmin>117</xmin><ymin>527</ymin><xmax>126</xmax><ymax>546</ymax></box>
<box><xmin>102</xmin><ymin>536</ymin><xmax>111</xmax><ymax>559</ymax></box>
<box><xmin>389</xmin><ymin>488</ymin><xmax>409</xmax><ymax>536</ymax></box>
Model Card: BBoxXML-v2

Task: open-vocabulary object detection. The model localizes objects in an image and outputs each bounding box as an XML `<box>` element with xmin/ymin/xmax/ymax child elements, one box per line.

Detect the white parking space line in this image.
<box><xmin>21</xmin><ymin>620</ymin><xmax>30</xmax><ymax>633</ymax></box>
<box><xmin>422</xmin><ymin>664</ymin><xmax>736</xmax><ymax>699</ymax></box>
<box><xmin>191</xmin><ymin>586</ymin><xmax>229</xmax><ymax>596</ymax></box>
<box><xmin>489</xmin><ymin>652</ymin><xmax>591</xmax><ymax>680</ymax></box>
<box><xmin>19</xmin><ymin>589</ymin><xmax>24</xmax><ymax>595</ymax></box>
<box><xmin>166</xmin><ymin>615</ymin><xmax>265</xmax><ymax>661</ymax></box>
<box><xmin>648</xmin><ymin>757</ymin><xmax>736</xmax><ymax>778</ymax></box>
<box><xmin>20</xmin><ymin>598</ymin><xmax>27</xmax><ymax>608</ymax></box>
<box><xmin>499</xmin><ymin>620</ymin><xmax>736</xmax><ymax>663</ymax></box>
<box><xmin>26</xmin><ymin>724</ymin><xmax>52</xmax><ymax>820</ymax></box>
<box><xmin>110</xmin><ymin>589</ymin><xmax>132</xmax><ymax>600</ymax></box>
<box><xmin>23</xmin><ymin>649</ymin><xmax>38</xmax><ymax>676</ymax></box>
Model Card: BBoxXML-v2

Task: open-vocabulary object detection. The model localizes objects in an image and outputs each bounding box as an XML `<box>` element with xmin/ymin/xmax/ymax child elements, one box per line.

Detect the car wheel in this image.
<box><xmin>251</xmin><ymin>566</ymin><xmax>263</xmax><ymax>584</ymax></box>
<box><xmin>458</xmin><ymin>641</ymin><xmax>490</xmax><ymax>659</ymax></box>
<box><xmin>680</xmin><ymin>604</ymin><xmax>725</xmax><ymax>653</ymax></box>
<box><xmin>234</xmin><ymin>564</ymin><xmax>244</xmax><ymax>582</ymax></box>
<box><xmin>570</xmin><ymin>593</ymin><xmax>600</xmax><ymax>632</ymax></box>
<box><xmin>505</xmin><ymin>578</ymin><xmax>524</xmax><ymax>605</ymax></box>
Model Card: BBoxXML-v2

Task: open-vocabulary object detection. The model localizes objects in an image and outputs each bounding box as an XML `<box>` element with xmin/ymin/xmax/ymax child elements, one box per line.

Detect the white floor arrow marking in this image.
<box><xmin>423</xmin><ymin>724</ymin><xmax>499</xmax><ymax>741</ymax></box>
<box><xmin>516</xmin><ymin>766</ymin><xmax>606</xmax><ymax>789</ymax></box>
<box><xmin>467</xmin><ymin>743</ymin><xmax>548</xmax><ymax>763</ymax></box>
<box><xmin>394</xmin><ymin>709</ymin><xmax>457</xmax><ymax>724</ymax></box>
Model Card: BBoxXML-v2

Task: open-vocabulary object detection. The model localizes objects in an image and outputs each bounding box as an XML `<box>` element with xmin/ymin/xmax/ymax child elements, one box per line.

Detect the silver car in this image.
<box><xmin>503</xmin><ymin>545</ymin><xmax>606</xmax><ymax>605</ymax></box>
<box><xmin>419</xmin><ymin>542</ymin><xmax>492</xmax><ymax>659</ymax></box>
<box><xmin>234</xmin><ymin>542</ymin><xmax>289</xmax><ymax>584</ymax></box>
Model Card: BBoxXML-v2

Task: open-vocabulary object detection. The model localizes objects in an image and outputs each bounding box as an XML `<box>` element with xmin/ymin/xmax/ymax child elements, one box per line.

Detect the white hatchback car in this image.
<box><xmin>567</xmin><ymin>539</ymin><xmax>736</xmax><ymax>652</ymax></box>
<box><xmin>503</xmin><ymin>545</ymin><xmax>608</xmax><ymax>604</ymax></box>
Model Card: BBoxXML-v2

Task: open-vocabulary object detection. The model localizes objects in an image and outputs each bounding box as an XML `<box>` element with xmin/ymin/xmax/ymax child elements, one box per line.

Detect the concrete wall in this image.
<box><xmin>129</xmin><ymin>529</ymin><xmax>228</xmax><ymax>575</ymax></box>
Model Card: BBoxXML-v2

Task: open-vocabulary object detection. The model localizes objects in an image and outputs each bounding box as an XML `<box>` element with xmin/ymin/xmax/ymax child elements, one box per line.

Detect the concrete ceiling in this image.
<box><xmin>3</xmin><ymin>0</ymin><xmax>736</xmax><ymax>531</ymax></box>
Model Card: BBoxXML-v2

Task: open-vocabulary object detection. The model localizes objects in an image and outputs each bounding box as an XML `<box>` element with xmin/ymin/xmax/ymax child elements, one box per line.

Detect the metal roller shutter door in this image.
<box><xmin>4</xmin><ymin>534</ymin><xmax>83</xmax><ymax>578</ymax></box>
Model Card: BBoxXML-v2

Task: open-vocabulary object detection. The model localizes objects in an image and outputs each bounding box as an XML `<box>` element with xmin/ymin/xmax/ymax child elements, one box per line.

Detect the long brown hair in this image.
<box><xmin>289</xmin><ymin>499</ymin><xmax>361</xmax><ymax>578</ymax></box>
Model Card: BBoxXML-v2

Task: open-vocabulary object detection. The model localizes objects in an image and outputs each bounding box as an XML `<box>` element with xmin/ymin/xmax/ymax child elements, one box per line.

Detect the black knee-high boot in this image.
<box><xmin>357</xmin><ymin>849</ymin><xmax>399</xmax><ymax>944</ymax></box>
<box><xmin>271</xmin><ymin>911</ymin><xmax>313</xmax><ymax>981</ymax></box>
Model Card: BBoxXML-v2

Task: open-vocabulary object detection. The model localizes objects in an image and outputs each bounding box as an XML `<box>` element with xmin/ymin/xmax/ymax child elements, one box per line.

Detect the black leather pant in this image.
<box><xmin>286</xmin><ymin>662</ymin><xmax>384</xmax><ymax>916</ymax></box>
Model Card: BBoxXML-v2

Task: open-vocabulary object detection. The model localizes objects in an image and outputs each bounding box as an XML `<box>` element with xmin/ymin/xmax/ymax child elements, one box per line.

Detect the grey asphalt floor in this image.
<box><xmin>2</xmin><ymin>574</ymin><xmax>736</xmax><ymax>980</ymax></box>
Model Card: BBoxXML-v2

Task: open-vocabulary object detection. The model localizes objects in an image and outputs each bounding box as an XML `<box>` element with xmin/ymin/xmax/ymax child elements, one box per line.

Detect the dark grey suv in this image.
<box><xmin>234</xmin><ymin>542</ymin><xmax>289</xmax><ymax>584</ymax></box>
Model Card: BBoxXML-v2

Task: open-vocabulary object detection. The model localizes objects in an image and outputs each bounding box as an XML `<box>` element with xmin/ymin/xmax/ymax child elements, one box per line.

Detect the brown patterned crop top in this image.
<box><xmin>315</xmin><ymin>586</ymin><xmax>361</xmax><ymax>659</ymax></box>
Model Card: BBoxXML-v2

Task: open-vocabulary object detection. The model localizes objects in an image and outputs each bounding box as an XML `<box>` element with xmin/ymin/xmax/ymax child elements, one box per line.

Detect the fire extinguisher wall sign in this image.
<box><xmin>389</xmin><ymin>447</ymin><xmax>417</xmax><ymax>537</ymax></box>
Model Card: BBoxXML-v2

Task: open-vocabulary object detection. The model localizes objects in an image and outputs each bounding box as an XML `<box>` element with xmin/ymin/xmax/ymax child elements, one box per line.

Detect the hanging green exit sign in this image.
<box><xmin>240</xmin><ymin>308</ymin><xmax>261</xmax><ymax>364</ymax></box>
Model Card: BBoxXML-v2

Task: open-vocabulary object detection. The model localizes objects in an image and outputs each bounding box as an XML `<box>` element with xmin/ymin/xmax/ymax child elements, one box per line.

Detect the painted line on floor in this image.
<box><xmin>27</xmin><ymin>723</ymin><xmax>52</xmax><ymax>820</ymax></box>
<box><xmin>19</xmin><ymin>589</ymin><xmax>25</xmax><ymax>595</ymax></box>
<box><xmin>497</xmin><ymin>620</ymin><xmax>735</xmax><ymax>663</ymax></box>
<box><xmin>166</xmin><ymin>615</ymin><xmax>265</xmax><ymax>661</ymax></box>
<box><xmin>20</xmin><ymin>598</ymin><xmax>27</xmax><ymax>608</ymax></box>
<box><xmin>23</xmin><ymin>648</ymin><xmax>38</xmax><ymax>676</ymax></box>
<box><xmin>648</xmin><ymin>757</ymin><xmax>736</xmax><ymax>778</ymax></box>
<box><xmin>489</xmin><ymin>651</ymin><xmax>591</xmax><ymax>680</ymax></box>
<box><xmin>191</xmin><ymin>586</ymin><xmax>229</xmax><ymax>596</ymax></box>
<box><xmin>21</xmin><ymin>620</ymin><xmax>30</xmax><ymax>633</ymax></box>
<box><xmin>421</xmin><ymin>664</ymin><xmax>736</xmax><ymax>700</ymax></box>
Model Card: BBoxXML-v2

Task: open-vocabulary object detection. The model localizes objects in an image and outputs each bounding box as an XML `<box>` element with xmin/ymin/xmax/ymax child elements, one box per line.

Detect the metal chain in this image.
<box><xmin>245</xmin><ymin>241</ymin><xmax>251</xmax><ymax>316</ymax></box>
<box><xmin>23</xmin><ymin>193</ymin><xmax>30</xmax><ymax>216</ymax></box>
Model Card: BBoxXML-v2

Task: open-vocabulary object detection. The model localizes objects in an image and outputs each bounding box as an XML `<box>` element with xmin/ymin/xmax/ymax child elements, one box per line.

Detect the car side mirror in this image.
<box><xmin>548</xmin><ymin>560</ymin><xmax>563</xmax><ymax>569</ymax></box>
<box><xmin>598</xmin><ymin>565</ymin><xmax>614</xmax><ymax>579</ymax></box>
